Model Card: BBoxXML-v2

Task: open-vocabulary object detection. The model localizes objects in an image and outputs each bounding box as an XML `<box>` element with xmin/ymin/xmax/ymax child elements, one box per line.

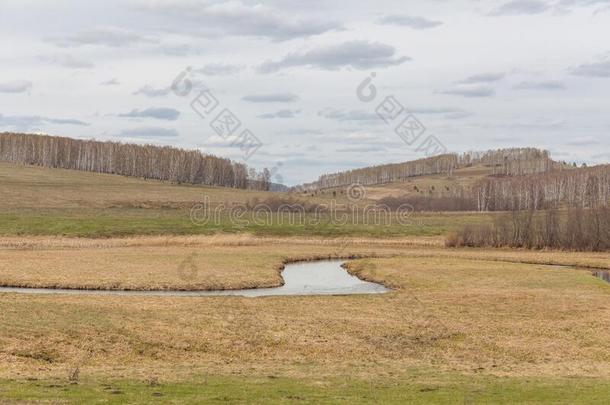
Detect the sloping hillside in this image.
<box><xmin>0</xmin><ymin>161</ymin><xmax>276</xmax><ymax>211</ymax></box>
<box><xmin>297</xmin><ymin>148</ymin><xmax>557</xmax><ymax>193</ymax></box>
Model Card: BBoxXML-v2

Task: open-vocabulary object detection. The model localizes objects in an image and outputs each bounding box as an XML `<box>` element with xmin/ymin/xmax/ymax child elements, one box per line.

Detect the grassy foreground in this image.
<box><xmin>2</xmin><ymin>373</ymin><xmax>610</xmax><ymax>404</ymax></box>
<box><xmin>1</xmin><ymin>237</ymin><xmax>609</xmax><ymax>403</ymax></box>
<box><xmin>1</xmin><ymin>163</ymin><xmax>610</xmax><ymax>403</ymax></box>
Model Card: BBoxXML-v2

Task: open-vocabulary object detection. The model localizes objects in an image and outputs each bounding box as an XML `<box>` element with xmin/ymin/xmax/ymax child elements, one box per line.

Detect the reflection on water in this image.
<box><xmin>593</xmin><ymin>271</ymin><xmax>610</xmax><ymax>284</ymax></box>
<box><xmin>0</xmin><ymin>260</ymin><xmax>390</xmax><ymax>297</ymax></box>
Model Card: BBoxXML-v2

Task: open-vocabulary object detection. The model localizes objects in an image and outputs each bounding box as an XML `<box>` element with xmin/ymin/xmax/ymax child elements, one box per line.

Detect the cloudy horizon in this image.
<box><xmin>1</xmin><ymin>0</ymin><xmax>609</xmax><ymax>185</ymax></box>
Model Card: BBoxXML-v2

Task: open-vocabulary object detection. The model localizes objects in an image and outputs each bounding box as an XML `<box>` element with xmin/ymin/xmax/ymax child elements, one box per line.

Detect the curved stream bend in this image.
<box><xmin>0</xmin><ymin>260</ymin><xmax>390</xmax><ymax>297</ymax></box>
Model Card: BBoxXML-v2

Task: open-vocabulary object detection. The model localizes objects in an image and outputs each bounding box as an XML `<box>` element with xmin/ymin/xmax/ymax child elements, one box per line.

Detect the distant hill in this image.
<box><xmin>294</xmin><ymin>148</ymin><xmax>561</xmax><ymax>192</ymax></box>
<box><xmin>291</xmin><ymin>148</ymin><xmax>608</xmax><ymax>212</ymax></box>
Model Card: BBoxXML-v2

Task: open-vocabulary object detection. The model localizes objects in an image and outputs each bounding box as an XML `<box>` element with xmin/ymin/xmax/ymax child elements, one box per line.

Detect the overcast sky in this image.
<box><xmin>1</xmin><ymin>0</ymin><xmax>609</xmax><ymax>185</ymax></box>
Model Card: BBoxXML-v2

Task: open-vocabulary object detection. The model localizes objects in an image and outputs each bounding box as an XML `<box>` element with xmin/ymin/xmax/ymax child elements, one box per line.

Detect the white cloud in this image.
<box><xmin>259</xmin><ymin>41</ymin><xmax>410</xmax><ymax>73</ymax></box>
<box><xmin>118</xmin><ymin>107</ymin><xmax>181</xmax><ymax>121</ymax></box>
<box><xmin>135</xmin><ymin>0</ymin><xmax>342</xmax><ymax>41</ymax></box>
<box><xmin>440</xmin><ymin>86</ymin><xmax>496</xmax><ymax>98</ymax></box>
<box><xmin>0</xmin><ymin>81</ymin><xmax>32</xmax><ymax>93</ymax></box>
<box><xmin>489</xmin><ymin>0</ymin><xmax>551</xmax><ymax>16</ymax></box>
<box><xmin>133</xmin><ymin>85</ymin><xmax>172</xmax><ymax>98</ymax></box>
<box><xmin>243</xmin><ymin>93</ymin><xmax>299</xmax><ymax>103</ymax></box>
<box><xmin>378</xmin><ymin>15</ymin><xmax>443</xmax><ymax>29</ymax></box>
<box><xmin>457</xmin><ymin>73</ymin><xmax>505</xmax><ymax>84</ymax></box>
<box><xmin>197</xmin><ymin>63</ymin><xmax>245</xmax><ymax>76</ymax></box>
<box><xmin>38</xmin><ymin>54</ymin><xmax>95</xmax><ymax>69</ymax></box>
<box><xmin>48</xmin><ymin>26</ymin><xmax>157</xmax><ymax>47</ymax></box>
<box><xmin>0</xmin><ymin>114</ymin><xmax>89</xmax><ymax>130</ymax></box>
<box><xmin>572</xmin><ymin>59</ymin><xmax>610</xmax><ymax>77</ymax></box>
<box><xmin>119</xmin><ymin>127</ymin><xmax>179</xmax><ymax>138</ymax></box>
<box><xmin>258</xmin><ymin>109</ymin><xmax>300</xmax><ymax>119</ymax></box>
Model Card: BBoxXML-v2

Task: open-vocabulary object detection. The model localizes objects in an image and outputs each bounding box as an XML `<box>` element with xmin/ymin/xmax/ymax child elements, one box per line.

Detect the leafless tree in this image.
<box><xmin>0</xmin><ymin>132</ymin><xmax>271</xmax><ymax>190</ymax></box>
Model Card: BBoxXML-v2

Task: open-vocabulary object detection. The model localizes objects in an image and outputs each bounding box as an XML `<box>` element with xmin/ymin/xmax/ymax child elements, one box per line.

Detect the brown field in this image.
<box><xmin>0</xmin><ymin>161</ymin><xmax>492</xmax><ymax>210</ymax></box>
<box><xmin>0</xmin><ymin>162</ymin><xmax>347</xmax><ymax>211</ymax></box>
<box><xmin>0</xmin><ymin>162</ymin><xmax>273</xmax><ymax>210</ymax></box>
<box><xmin>0</xmin><ymin>236</ymin><xmax>437</xmax><ymax>290</ymax></box>
<box><xmin>332</xmin><ymin>165</ymin><xmax>492</xmax><ymax>202</ymax></box>
<box><xmin>0</xmin><ymin>237</ymin><xmax>608</xmax><ymax>386</ymax></box>
<box><xmin>1</xmin><ymin>235</ymin><xmax>608</xmax><ymax>291</ymax></box>
<box><xmin>2</xmin><ymin>163</ymin><xmax>610</xmax><ymax>402</ymax></box>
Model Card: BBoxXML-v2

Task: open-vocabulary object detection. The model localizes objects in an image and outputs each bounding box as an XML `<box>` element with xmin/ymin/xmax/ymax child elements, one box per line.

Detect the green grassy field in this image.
<box><xmin>3</xmin><ymin>373</ymin><xmax>610</xmax><ymax>404</ymax></box>
<box><xmin>0</xmin><ymin>208</ymin><xmax>493</xmax><ymax>238</ymax></box>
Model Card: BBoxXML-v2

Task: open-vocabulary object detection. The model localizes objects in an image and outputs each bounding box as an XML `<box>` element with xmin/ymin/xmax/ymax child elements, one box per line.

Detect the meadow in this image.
<box><xmin>0</xmin><ymin>161</ymin><xmax>491</xmax><ymax>238</ymax></box>
<box><xmin>1</xmin><ymin>162</ymin><xmax>609</xmax><ymax>403</ymax></box>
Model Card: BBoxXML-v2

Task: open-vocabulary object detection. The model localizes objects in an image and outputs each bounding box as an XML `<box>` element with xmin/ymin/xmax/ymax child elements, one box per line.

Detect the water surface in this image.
<box><xmin>0</xmin><ymin>260</ymin><xmax>389</xmax><ymax>297</ymax></box>
<box><xmin>593</xmin><ymin>271</ymin><xmax>610</xmax><ymax>284</ymax></box>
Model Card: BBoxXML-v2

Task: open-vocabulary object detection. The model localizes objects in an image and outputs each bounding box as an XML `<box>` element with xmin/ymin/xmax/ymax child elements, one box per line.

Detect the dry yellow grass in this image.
<box><xmin>362</xmin><ymin>165</ymin><xmax>492</xmax><ymax>201</ymax></box>
<box><xmin>0</xmin><ymin>245</ymin><xmax>608</xmax><ymax>383</ymax></box>
<box><xmin>0</xmin><ymin>236</ymin><xmax>438</xmax><ymax>290</ymax></box>
<box><xmin>0</xmin><ymin>162</ymin><xmax>342</xmax><ymax>211</ymax></box>
<box><xmin>0</xmin><ymin>236</ymin><xmax>606</xmax><ymax>291</ymax></box>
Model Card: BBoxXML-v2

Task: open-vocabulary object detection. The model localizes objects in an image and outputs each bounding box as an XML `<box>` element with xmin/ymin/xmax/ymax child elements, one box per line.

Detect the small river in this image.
<box><xmin>0</xmin><ymin>260</ymin><xmax>390</xmax><ymax>297</ymax></box>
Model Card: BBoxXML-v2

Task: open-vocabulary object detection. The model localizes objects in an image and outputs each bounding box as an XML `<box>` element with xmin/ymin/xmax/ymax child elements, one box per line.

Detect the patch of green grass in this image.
<box><xmin>0</xmin><ymin>209</ymin><xmax>491</xmax><ymax>238</ymax></box>
<box><xmin>1</xmin><ymin>373</ymin><xmax>609</xmax><ymax>404</ymax></box>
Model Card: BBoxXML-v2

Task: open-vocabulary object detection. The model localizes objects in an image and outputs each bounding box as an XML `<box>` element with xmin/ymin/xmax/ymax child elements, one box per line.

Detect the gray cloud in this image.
<box><xmin>491</xmin><ymin>135</ymin><xmax>524</xmax><ymax>143</ymax></box>
<box><xmin>0</xmin><ymin>80</ymin><xmax>32</xmax><ymax>93</ymax></box>
<box><xmin>133</xmin><ymin>85</ymin><xmax>172</xmax><ymax>97</ymax></box>
<box><xmin>378</xmin><ymin>15</ymin><xmax>443</xmax><ymax>29</ymax></box>
<box><xmin>258</xmin><ymin>41</ymin><xmax>411</xmax><ymax>73</ymax></box>
<box><xmin>318</xmin><ymin>109</ymin><xmax>380</xmax><ymax>122</ymax></box>
<box><xmin>156</xmin><ymin>43</ymin><xmax>201</xmax><ymax>57</ymax></box>
<box><xmin>258</xmin><ymin>109</ymin><xmax>300</xmax><ymax>119</ymax></box>
<box><xmin>444</xmin><ymin>111</ymin><xmax>475</xmax><ymax>119</ymax></box>
<box><xmin>490</xmin><ymin>0</ymin><xmax>551</xmax><ymax>15</ymax></box>
<box><xmin>49</xmin><ymin>26</ymin><xmax>156</xmax><ymax>47</ymax></box>
<box><xmin>0</xmin><ymin>114</ymin><xmax>89</xmax><ymax>129</ymax></box>
<box><xmin>243</xmin><ymin>93</ymin><xmax>299</xmax><ymax>103</ymax></box>
<box><xmin>314</xmin><ymin>131</ymin><xmax>384</xmax><ymax>142</ymax></box>
<box><xmin>566</xmin><ymin>136</ymin><xmax>599</xmax><ymax>146</ymax></box>
<box><xmin>440</xmin><ymin>86</ymin><xmax>496</xmax><ymax>97</ymax></box>
<box><xmin>38</xmin><ymin>54</ymin><xmax>94</xmax><ymax>69</ymax></box>
<box><xmin>335</xmin><ymin>145</ymin><xmax>388</xmax><ymax>153</ymax></box>
<box><xmin>457</xmin><ymin>73</ymin><xmax>505</xmax><ymax>84</ymax></box>
<box><xmin>198</xmin><ymin>136</ymin><xmax>234</xmax><ymax>148</ymax></box>
<box><xmin>407</xmin><ymin>107</ymin><xmax>466</xmax><ymax>114</ymax></box>
<box><xmin>119</xmin><ymin>127</ymin><xmax>179</xmax><ymax>138</ymax></box>
<box><xmin>283</xmin><ymin>128</ymin><xmax>323</xmax><ymax>135</ymax></box>
<box><xmin>473</xmin><ymin>119</ymin><xmax>566</xmax><ymax>130</ymax></box>
<box><xmin>197</xmin><ymin>63</ymin><xmax>245</xmax><ymax>76</ymax></box>
<box><xmin>100</xmin><ymin>78</ymin><xmax>120</xmax><ymax>86</ymax></box>
<box><xmin>118</xmin><ymin>107</ymin><xmax>180</xmax><ymax>121</ymax></box>
<box><xmin>402</xmin><ymin>107</ymin><xmax>474</xmax><ymax>120</ymax></box>
<box><xmin>513</xmin><ymin>80</ymin><xmax>566</xmax><ymax>90</ymax></box>
<box><xmin>559</xmin><ymin>0</ymin><xmax>610</xmax><ymax>9</ymax></box>
<box><xmin>572</xmin><ymin>60</ymin><xmax>610</xmax><ymax>77</ymax></box>
<box><xmin>136</xmin><ymin>1</ymin><xmax>341</xmax><ymax>41</ymax></box>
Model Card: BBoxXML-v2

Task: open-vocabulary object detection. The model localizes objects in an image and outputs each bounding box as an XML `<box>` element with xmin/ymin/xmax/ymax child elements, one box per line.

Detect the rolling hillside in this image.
<box><xmin>0</xmin><ymin>161</ymin><xmax>491</xmax><ymax>237</ymax></box>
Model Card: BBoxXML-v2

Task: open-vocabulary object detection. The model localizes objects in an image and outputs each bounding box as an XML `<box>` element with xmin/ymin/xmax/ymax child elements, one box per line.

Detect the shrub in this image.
<box><xmin>447</xmin><ymin>207</ymin><xmax>610</xmax><ymax>252</ymax></box>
